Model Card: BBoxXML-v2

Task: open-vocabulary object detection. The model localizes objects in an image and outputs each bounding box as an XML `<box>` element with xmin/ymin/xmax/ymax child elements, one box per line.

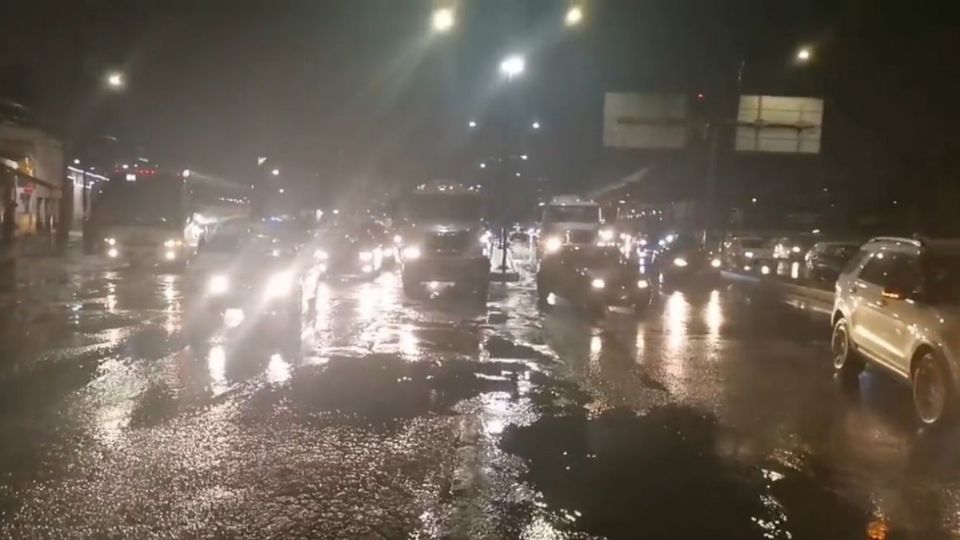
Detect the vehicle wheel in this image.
<box><xmin>831</xmin><ymin>318</ymin><xmax>864</xmax><ymax>377</ymax></box>
<box><xmin>913</xmin><ymin>351</ymin><xmax>956</xmax><ymax>427</ymax></box>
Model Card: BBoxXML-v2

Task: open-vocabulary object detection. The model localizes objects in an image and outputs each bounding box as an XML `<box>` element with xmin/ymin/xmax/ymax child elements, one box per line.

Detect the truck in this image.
<box><xmin>537</xmin><ymin>195</ymin><xmax>603</xmax><ymax>258</ymax></box>
<box><xmin>85</xmin><ymin>167</ymin><xmax>249</xmax><ymax>268</ymax></box>
<box><xmin>395</xmin><ymin>182</ymin><xmax>490</xmax><ymax>300</ymax></box>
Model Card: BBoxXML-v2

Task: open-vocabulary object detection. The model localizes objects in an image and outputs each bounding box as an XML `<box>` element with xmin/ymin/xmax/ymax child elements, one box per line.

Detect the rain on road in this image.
<box><xmin>2</xmin><ymin>250</ymin><xmax>960</xmax><ymax>539</ymax></box>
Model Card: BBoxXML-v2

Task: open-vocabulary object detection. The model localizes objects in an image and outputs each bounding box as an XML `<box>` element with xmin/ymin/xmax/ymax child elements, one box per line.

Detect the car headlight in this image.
<box><xmin>637</xmin><ymin>279</ymin><xmax>649</xmax><ymax>289</ymax></box>
<box><xmin>544</xmin><ymin>236</ymin><xmax>562</xmax><ymax>253</ymax></box>
<box><xmin>403</xmin><ymin>246</ymin><xmax>421</xmax><ymax>260</ymax></box>
<box><xmin>107</xmin><ymin>247</ymin><xmax>119</xmax><ymax>258</ymax></box>
<box><xmin>792</xmin><ymin>246</ymin><xmax>801</xmax><ymax>253</ymax></box>
<box><xmin>164</xmin><ymin>239</ymin><xmax>182</xmax><ymax>248</ymax></box>
<box><xmin>744</xmin><ymin>251</ymin><xmax>754</xmax><ymax>258</ymax></box>
<box><xmin>591</xmin><ymin>278</ymin><xmax>606</xmax><ymax>289</ymax></box>
<box><xmin>165</xmin><ymin>250</ymin><xmax>177</xmax><ymax>260</ymax></box>
<box><xmin>673</xmin><ymin>257</ymin><xmax>688</xmax><ymax>267</ymax></box>
<box><xmin>208</xmin><ymin>275</ymin><xmax>230</xmax><ymax>295</ymax></box>
<box><xmin>314</xmin><ymin>249</ymin><xmax>329</xmax><ymax>261</ymax></box>
<box><xmin>711</xmin><ymin>258</ymin><xmax>722</xmax><ymax>268</ymax></box>
<box><xmin>599</xmin><ymin>228</ymin><xmax>615</xmax><ymax>242</ymax></box>
<box><xmin>393</xmin><ymin>234</ymin><xmax>403</xmax><ymax>244</ymax></box>
<box><xmin>105</xmin><ymin>237</ymin><xmax>117</xmax><ymax>246</ymax></box>
<box><xmin>359</xmin><ymin>251</ymin><xmax>373</xmax><ymax>262</ymax></box>
<box><xmin>265</xmin><ymin>271</ymin><xmax>294</xmax><ymax>299</ymax></box>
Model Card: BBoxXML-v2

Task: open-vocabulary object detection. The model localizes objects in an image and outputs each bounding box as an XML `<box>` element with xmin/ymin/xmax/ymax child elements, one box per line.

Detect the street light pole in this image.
<box><xmin>495</xmin><ymin>54</ymin><xmax>526</xmax><ymax>274</ymax></box>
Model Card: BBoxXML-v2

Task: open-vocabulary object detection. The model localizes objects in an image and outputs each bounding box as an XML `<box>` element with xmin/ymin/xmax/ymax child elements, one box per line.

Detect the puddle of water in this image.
<box><xmin>486</xmin><ymin>336</ymin><xmax>553</xmax><ymax>363</ymax></box>
<box><xmin>501</xmin><ymin>406</ymin><xmax>911</xmax><ymax>540</ymax></box>
<box><xmin>288</xmin><ymin>354</ymin><xmax>530</xmax><ymax>423</ymax></box>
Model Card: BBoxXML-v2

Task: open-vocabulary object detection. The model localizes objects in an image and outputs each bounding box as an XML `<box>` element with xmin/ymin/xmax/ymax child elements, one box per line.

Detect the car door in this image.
<box><xmin>852</xmin><ymin>251</ymin><xmax>917</xmax><ymax>373</ymax></box>
<box><xmin>848</xmin><ymin>252</ymin><xmax>895</xmax><ymax>364</ymax></box>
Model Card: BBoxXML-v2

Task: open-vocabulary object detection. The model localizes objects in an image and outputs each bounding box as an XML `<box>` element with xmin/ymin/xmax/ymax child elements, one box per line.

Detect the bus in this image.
<box><xmin>84</xmin><ymin>167</ymin><xmax>250</xmax><ymax>267</ymax></box>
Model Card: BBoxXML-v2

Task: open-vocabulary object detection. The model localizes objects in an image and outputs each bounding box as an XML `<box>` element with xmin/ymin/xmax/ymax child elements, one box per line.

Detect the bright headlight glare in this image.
<box><xmin>792</xmin><ymin>246</ymin><xmax>801</xmax><ymax>253</ymax></box>
<box><xmin>107</xmin><ymin>247</ymin><xmax>119</xmax><ymax>258</ymax></box>
<box><xmin>711</xmin><ymin>258</ymin><xmax>722</xmax><ymax>268</ymax></box>
<box><xmin>403</xmin><ymin>246</ymin><xmax>421</xmax><ymax>260</ymax></box>
<box><xmin>637</xmin><ymin>279</ymin><xmax>650</xmax><ymax>289</ymax></box>
<box><xmin>544</xmin><ymin>236</ymin><xmax>562</xmax><ymax>253</ymax></box>
<box><xmin>358</xmin><ymin>251</ymin><xmax>373</xmax><ymax>262</ymax></box>
<box><xmin>314</xmin><ymin>249</ymin><xmax>329</xmax><ymax>260</ymax></box>
<box><xmin>673</xmin><ymin>257</ymin><xmax>688</xmax><ymax>267</ymax></box>
<box><xmin>208</xmin><ymin>275</ymin><xmax>230</xmax><ymax>295</ymax></box>
<box><xmin>599</xmin><ymin>229</ymin><xmax>614</xmax><ymax>241</ymax></box>
<box><xmin>105</xmin><ymin>237</ymin><xmax>117</xmax><ymax>246</ymax></box>
<box><xmin>591</xmin><ymin>278</ymin><xmax>606</xmax><ymax>289</ymax></box>
<box><xmin>265</xmin><ymin>271</ymin><xmax>294</xmax><ymax>298</ymax></box>
<box><xmin>164</xmin><ymin>239</ymin><xmax>180</xmax><ymax>248</ymax></box>
<box><xmin>745</xmin><ymin>251</ymin><xmax>755</xmax><ymax>258</ymax></box>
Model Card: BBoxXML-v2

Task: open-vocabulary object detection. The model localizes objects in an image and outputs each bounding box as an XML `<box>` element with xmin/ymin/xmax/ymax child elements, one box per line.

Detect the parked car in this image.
<box><xmin>537</xmin><ymin>244</ymin><xmax>653</xmax><ymax>317</ymax></box>
<box><xmin>805</xmin><ymin>241</ymin><xmax>861</xmax><ymax>282</ymax></box>
<box><xmin>832</xmin><ymin>236</ymin><xmax>960</xmax><ymax>426</ymax></box>
<box><xmin>723</xmin><ymin>236</ymin><xmax>767</xmax><ymax>270</ymax></box>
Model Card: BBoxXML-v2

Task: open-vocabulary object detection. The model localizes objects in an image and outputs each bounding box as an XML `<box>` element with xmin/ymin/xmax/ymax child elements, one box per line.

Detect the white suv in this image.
<box><xmin>832</xmin><ymin>237</ymin><xmax>960</xmax><ymax>426</ymax></box>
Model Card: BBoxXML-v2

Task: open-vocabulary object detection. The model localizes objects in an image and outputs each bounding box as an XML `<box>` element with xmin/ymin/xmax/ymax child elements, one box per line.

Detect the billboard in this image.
<box><xmin>603</xmin><ymin>93</ymin><xmax>687</xmax><ymax>149</ymax></box>
<box><xmin>735</xmin><ymin>95</ymin><xmax>823</xmax><ymax>154</ymax></box>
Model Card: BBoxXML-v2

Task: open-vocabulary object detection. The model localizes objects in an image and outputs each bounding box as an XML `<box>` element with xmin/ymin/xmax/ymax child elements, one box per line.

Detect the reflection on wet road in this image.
<box><xmin>2</xmin><ymin>254</ymin><xmax>960</xmax><ymax>538</ymax></box>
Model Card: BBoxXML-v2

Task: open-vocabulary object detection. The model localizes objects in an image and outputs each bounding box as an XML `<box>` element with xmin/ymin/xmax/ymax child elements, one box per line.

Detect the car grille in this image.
<box><xmin>566</xmin><ymin>230</ymin><xmax>595</xmax><ymax>244</ymax></box>
<box><xmin>426</xmin><ymin>232</ymin><xmax>470</xmax><ymax>253</ymax></box>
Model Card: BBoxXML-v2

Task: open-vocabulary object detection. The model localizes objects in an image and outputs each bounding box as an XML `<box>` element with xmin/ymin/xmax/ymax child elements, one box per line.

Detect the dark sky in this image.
<box><xmin>3</xmin><ymin>1</ymin><xmax>958</xmax><ymax>205</ymax></box>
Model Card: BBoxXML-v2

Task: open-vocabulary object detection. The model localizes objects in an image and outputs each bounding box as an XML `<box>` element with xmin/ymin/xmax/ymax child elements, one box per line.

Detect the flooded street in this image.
<box><xmin>2</xmin><ymin>251</ymin><xmax>960</xmax><ymax>539</ymax></box>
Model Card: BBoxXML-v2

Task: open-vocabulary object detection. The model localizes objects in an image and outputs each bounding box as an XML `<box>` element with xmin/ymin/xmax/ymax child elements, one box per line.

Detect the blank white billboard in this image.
<box><xmin>735</xmin><ymin>95</ymin><xmax>823</xmax><ymax>154</ymax></box>
<box><xmin>603</xmin><ymin>93</ymin><xmax>687</xmax><ymax>149</ymax></box>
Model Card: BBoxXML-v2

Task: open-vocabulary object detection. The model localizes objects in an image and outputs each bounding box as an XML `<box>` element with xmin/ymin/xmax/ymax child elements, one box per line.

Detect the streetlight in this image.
<box><xmin>480</xmin><ymin>162</ymin><xmax>486</xmax><ymax>169</ymax></box>
<box><xmin>565</xmin><ymin>5</ymin><xmax>583</xmax><ymax>26</ymax></box>
<box><xmin>531</xmin><ymin>121</ymin><xmax>541</xmax><ymax>130</ymax></box>
<box><xmin>468</xmin><ymin>120</ymin><xmax>477</xmax><ymax>128</ymax></box>
<box><xmin>432</xmin><ymin>7</ymin><xmax>454</xmax><ymax>33</ymax></box>
<box><xmin>271</xmin><ymin>168</ymin><xmax>280</xmax><ymax>176</ymax></box>
<box><xmin>182</xmin><ymin>169</ymin><xmax>191</xmax><ymax>178</ymax></box>
<box><xmin>520</xmin><ymin>154</ymin><xmax>528</xmax><ymax>160</ymax></box>
<box><xmin>796</xmin><ymin>47</ymin><xmax>812</xmax><ymax>63</ymax></box>
<box><xmin>499</xmin><ymin>55</ymin><xmax>525</xmax><ymax>80</ymax></box>
<box><xmin>105</xmin><ymin>71</ymin><xmax>124</xmax><ymax>90</ymax></box>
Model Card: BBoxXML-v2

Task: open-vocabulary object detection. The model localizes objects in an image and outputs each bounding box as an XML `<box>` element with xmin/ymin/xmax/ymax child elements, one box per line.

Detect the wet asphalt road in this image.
<box><xmin>2</xmin><ymin>249</ymin><xmax>960</xmax><ymax>539</ymax></box>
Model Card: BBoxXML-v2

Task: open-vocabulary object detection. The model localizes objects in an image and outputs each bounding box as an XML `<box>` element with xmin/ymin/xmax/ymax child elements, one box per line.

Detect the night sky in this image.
<box><xmin>3</xmin><ymin>1</ymin><xmax>958</xmax><ymax>209</ymax></box>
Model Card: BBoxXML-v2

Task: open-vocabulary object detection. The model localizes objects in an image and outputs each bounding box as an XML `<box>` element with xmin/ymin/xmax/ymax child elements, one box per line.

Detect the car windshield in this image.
<box><xmin>566</xmin><ymin>247</ymin><xmax>624</xmax><ymax>267</ymax></box>
<box><xmin>544</xmin><ymin>206</ymin><xmax>600</xmax><ymax>224</ymax></box>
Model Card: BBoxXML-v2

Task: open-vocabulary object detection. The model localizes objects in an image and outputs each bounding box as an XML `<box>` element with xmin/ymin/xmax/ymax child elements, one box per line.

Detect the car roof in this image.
<box><xmin>865</xmin><ymin>237</ymin><xmax>960</xmax><ymax>256</ymax></box>
<box><xmin>812</xmin><ymin>241</ymin><xmax>861</xmax><ymax>248</ymax></box>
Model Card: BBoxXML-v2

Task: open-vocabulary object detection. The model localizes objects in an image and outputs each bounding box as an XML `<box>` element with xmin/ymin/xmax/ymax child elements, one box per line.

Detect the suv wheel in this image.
<box><xmin>831</xmin><ymin>318</ymin><xmax>864</xmax><ymax>376</ymax></box>
<box><xmin>913</xmin><ymin>351</ymin><xmax>955</xmax><ymax>426</ymax></box>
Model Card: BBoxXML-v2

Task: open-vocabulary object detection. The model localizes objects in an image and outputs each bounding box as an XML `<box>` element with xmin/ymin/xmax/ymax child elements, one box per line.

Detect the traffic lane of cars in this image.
<box><xmin>521</xmin><ymin>277</ymin><xmax>960</xmax><ymax>538</ymax></box>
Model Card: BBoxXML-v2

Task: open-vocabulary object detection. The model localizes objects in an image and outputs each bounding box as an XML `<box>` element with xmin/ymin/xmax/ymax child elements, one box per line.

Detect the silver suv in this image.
<box><xmin>832</xmin><ymin>237</ymin><xmax>960</xmax><ymax>426</ymax></box>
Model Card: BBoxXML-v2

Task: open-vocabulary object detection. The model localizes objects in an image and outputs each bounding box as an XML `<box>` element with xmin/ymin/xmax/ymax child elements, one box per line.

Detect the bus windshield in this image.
<box><xmin>92</xmin><ymin>175</ymin><xmax>184</xmax><ymax>229</ymax></box>
<box><xmin>544</xmin><ymin>205</ymin><xmax>600</xmax><ymax>224</ymax></box>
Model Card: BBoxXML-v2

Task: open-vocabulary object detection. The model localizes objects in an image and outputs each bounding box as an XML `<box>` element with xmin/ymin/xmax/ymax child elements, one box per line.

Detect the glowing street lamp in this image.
<box><xmin>432</xmin><ymin>7</ymin><xmax>454</xmax><ymax>33</ymax></box>
<box><xmin>105</xmin><ymin>71</ymin><xmax>125</xmax><ymax>90</ymax></box>
<box><xmin>532</xmin><ymin>121</ymin><xmax>541</xmax><ymax>130</ymax></box>
<box><xmin>796</xmin><ymin>47</ymin><xmax>812</xmax><ymax>63</ymax></box>
<box><xmin>565</xmin><ymin>5</ymin><xmax>583</xmax><ymax>26</ymax></box>
<box><xmin>271</xmin><ymin>168</ymin><xmax>280</xmax><ymax>176</ymax></box>
<box><xmin>499</xmin><ymin>55</ymin><xmax>525</xmax><ymax>80</ymax></box>
<box><xmin>468</xmin><ymin>120</ymin><xmax>477</xmax><ymax>128</ymax></box>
